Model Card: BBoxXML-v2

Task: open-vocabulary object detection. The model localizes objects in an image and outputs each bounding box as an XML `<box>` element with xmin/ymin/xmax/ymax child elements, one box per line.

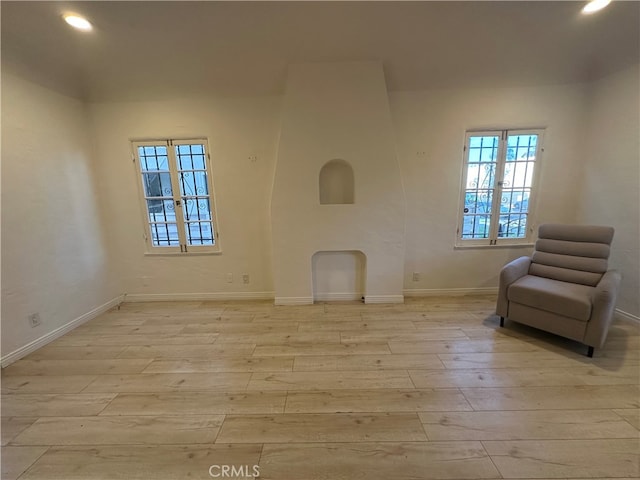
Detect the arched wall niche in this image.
<box><xmin>319</xmin><ymin>159</ymin><xmax>354</xmax><ymax>205</ymax></box>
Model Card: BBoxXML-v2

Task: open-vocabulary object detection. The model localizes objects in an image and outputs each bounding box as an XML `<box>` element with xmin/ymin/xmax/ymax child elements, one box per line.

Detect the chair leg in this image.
<box><xmin>499</xmin><ymin>316</ymin><xmax>504</xmax><ymax>327</ymax></box>
<box><xmin>587</xmin><ymin>346</ymin><xmax>594</xmax><ymax>358</ymax></box>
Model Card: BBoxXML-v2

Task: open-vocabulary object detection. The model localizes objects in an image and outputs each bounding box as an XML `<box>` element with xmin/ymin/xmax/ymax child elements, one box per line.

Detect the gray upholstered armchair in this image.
<box><xmin>497</xmin><ymin>224</ymin><xmax>621</xmax><ymax>357</ymax></box>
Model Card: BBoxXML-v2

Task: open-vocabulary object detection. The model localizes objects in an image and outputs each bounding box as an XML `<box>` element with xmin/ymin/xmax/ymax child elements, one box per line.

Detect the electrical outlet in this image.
<box><xmin>412</xmin><ymin>272</ymin><xmax>420</xmax><ymax>282</ymax></box>
<box><xmin>242</xmin><ymin>274</ymin><xmax>250</xmax><ymax>284</ymax></box>
<box><xmin>226</xmin><ymin>273</ymin><xmax>233</xmax><ymax>283</ymax></box>
<box><xmin>28</xmin><ymin>313</ymin><xmax>42</xmax><ymax>328</ymax></box>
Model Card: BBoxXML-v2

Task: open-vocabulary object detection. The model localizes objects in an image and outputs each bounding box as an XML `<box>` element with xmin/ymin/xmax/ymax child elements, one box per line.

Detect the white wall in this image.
<box><xmin>390</xmin><ymin>83</ymin><xmax>589</xmax><ymax>292</ymax></box>
<box><xmin>87</xmin><ymin>96</ymin><xmax>281</xmax><ymax>298</ymax></box>
<box><xmin>578</xmin><ymin>64</ymin><xmax>640</xmax><ymax>317</ymax></box>
<box><xmin>1</xmin><ymin>73</ymin><xmax>119</xmax><ymax>357</ymax></box>
<box><xmin>86</xmin><ymin>79</ymin><xmax>592</xmax><ymax>302</ymax></box>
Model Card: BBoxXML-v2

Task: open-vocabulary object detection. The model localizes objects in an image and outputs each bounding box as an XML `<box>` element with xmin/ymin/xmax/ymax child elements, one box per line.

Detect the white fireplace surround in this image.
<box><xmin>270</xmin><ymin>62</ymin><xmax>406</xmax><ymax>305</ymax></box>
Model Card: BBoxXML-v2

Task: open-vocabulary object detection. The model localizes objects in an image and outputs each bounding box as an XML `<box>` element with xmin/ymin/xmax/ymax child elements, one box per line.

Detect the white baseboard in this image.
<box><xmin>313</xmin><ymin>292</ymin><xmax>364</xmax><ymax>302</ymax></box>
<box><xmin>124</xmin><ymin>291</ymin><xmax>274</xmax><ymax>302</ymax></box>
<box><xmin>1</xmin><ymin>295</ymin><xmax>125</xmax><ymax>368</ymax></box>
<box><xmin>403</xmin><ymin>287</ymin><xmax>499</xmax><ymax>297</ymax></box>
<box><xmin>615</xmin><ymin>308</ymin><xmax>640</xmax><ymax>325</ymax></box>
<box><xmin>274</xmin><ymin>296</ymin><xmax>314</xmax><ymax>306</ymax></box>
<box><xmin>277</xmin><ymin>294</ymin><xmax>402</xmax><ymax>305</ymax></box>
<box><xmin>364</xmin><ymin>295</ymin><xmax>404</xmax><ymax>304</ymax></box>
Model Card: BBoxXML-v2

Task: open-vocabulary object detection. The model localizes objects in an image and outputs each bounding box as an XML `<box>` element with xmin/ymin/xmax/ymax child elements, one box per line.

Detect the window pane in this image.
<box><xmin>174</xmin><ymin>143</ymin><xmax>215</xmax><ymax>247</ymax></box>
<box><xmin>507</xmin><ymin>134</ymin><xmax>537</xmax><ymax>161</ymax></box>
<box><xmin>500</xmin><ymin>189</ymin><xmax>530</xmax><ymax>213</ymax></box>
<box><xmin>468</xmin><ymin>136</ymin><xmax>499</xmax><ymax>163</ymax></box>
<box><xmin>502</xmin><ymin>162</ymin><xmax>535</xmax><ymax>189</ymax></box>
<box><xmin>498</xmin><ymin>214</ymin><xmax>528</xmax><ymax>238</ymax></box>
<box><xmin>468</xmin><ymin>147</ymin><xmax>481</xmax><ymax>163</ymax></box>
<box><xmin>464</xmin><ymin>190</ymin><xmax>493</xmax><ymax>214</ymax></box>
<box><xmin>175</xmin><ymin>144</ymin><xmax>207</xmax><ymax>170</ymax></box>
<box><xmin>149</xmin><ymin>222</ymin><xmax>180</xmax><ymax>246</ymax></box>
<box><xmin>146</xmin><ymin>199</ymin><xmax>177</xmax><ymax>222</ymax></box>
<box><xmin>178</xmin><ymin>171</ymin><xmax>209</xmax><ymax>196</ymax></box>
<box><xmin>462</xmin><ymin>214</ymin><xmax>492</xmax><ymax>239</ymax></box>
<box><xmin>142</xmin><ymin>172</ymin><xmax>173</xmax><ymax>198</ymax></box>
<box><xmin>182</xmin><ymin>197</ymin><xmax>212</xmax><ymax>222</ymax></box>
<box><xmin>463</xmin><ymin>137</ymin><xmax>498</xmax><ymax>242</ymax></box>
<box><xmin>176</xmin><ymin>145</ymin><xmax>207</xmax><ymax>170</ymax></box>
<box><xmin>184</xmin><ymin>222</ymin><xmax>215</xmax><ymax>246</ymax></box>
<box><xmin>192</xmin><ymin>155</ymin><xmax>206</xmax><ymax>170</ymax></box>
<box><xmin>139</xmin><ymin>146</ymin><xmax>169</xmax><ymax>171</ymax></box>
<box><xmin>466</xmin><ymin>163</ymin><xmax>496</xmax><ymax>189</ymax></box>
<box><xmin>498</xmin><ymin>186</ymin><xmax>530</xmax><ymax>239</ymax></box>
<box><xmin>498</xmin><ymin>132</ymin><xmax>537</xmax><ymax>240</ymax></box>
<box><xmin>177</xmin><ymin>151</ymin><xmax>193</xmax><ymax>170</ymax></box>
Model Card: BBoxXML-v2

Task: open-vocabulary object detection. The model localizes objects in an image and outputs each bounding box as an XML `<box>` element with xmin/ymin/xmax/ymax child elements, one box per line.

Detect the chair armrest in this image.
<box><xmin>496</xmin><ymin>256</ymin><xmax>531</xmax><ymax>317</ymax></box>
<box><xmin>592</xmin><ymin>270</ymin><xmax>622</xmax><ymax>305</ymax></box>
<box><xmin>584</xmin><ymin>270</ymin><xmax>622</xmax><ymax>348</ymax></box>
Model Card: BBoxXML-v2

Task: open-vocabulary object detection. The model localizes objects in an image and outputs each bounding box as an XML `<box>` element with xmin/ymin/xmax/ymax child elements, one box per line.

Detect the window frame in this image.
<box><xmin>131</xmin><ymin>138</ymin><xmax>221</xmax><ymax>255</ymax></box>
<box><xmin>455</xmin><ymin>128</ymin><xmax>544</xmax><ymax>247</ymax></box>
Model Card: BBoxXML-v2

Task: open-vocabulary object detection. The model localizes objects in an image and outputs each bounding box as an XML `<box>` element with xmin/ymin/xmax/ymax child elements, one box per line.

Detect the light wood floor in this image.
<box><xmin>2</xmin><ymin>296</ymin><xmax>639</xmax><ymax>479</ymax></box>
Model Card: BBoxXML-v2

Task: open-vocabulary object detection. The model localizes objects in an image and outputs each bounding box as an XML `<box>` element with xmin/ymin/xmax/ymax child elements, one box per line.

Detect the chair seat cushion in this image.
<box><xmin>507</xmin><ymin>275</ymin><xmax>594</xmax><ymax>321</ymax></box>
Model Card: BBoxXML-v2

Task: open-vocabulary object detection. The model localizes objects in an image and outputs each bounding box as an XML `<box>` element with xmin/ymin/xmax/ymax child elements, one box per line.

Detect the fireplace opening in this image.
<box><xmin>312</xmin><ymin>250</ymin><xmax>366</xmax><ymax>302</ymax></box>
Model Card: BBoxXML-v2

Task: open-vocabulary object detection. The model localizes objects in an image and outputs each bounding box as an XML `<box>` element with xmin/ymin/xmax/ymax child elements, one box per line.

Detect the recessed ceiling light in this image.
<box><xmin>582</xmin><ymin>0</ymin><xmax>612</xmax><ymax>14</ymax></box>
<box><xmin>63</xmin><ymin>14</ymin><xmax>93</xmax><ymax>31</ymax></box>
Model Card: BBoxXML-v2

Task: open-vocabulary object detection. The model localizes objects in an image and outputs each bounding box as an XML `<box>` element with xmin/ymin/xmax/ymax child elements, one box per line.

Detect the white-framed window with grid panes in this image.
<box><xmin>132</xmin><ymin>138</ymin><xmax>220</xmax><ymax>253</ymax></box>
<box><xmin>456</xmin><ymin>129</ymin><xmax>544</xmax><ymax>246</ymax></box>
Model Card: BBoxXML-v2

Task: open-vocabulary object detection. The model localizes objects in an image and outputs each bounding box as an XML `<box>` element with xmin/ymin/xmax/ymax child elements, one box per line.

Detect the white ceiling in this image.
<box><xmin>2</xmin><ymin>1</ymin><xmax>638</xmax><ymax>101</ymax></box>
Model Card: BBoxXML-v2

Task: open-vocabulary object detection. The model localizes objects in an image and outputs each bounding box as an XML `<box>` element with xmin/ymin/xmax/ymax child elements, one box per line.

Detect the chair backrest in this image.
<box><xmin>530</xmin><ymin>224</ymin><xmax>614</xmax><ymax>286</ymax></box>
